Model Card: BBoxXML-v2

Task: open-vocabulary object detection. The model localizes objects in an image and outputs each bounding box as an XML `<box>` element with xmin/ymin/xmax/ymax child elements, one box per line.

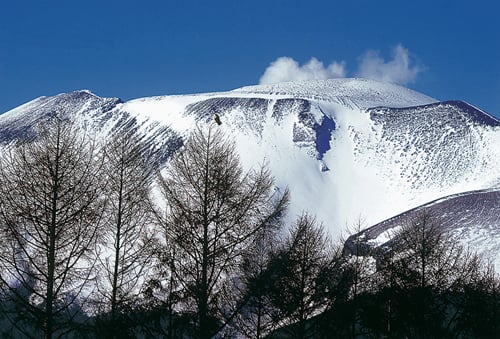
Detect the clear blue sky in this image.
<box><xmin>1</xmin><ymin>0</ymin><xmax>499</xmax><ymax>118</ymax></box>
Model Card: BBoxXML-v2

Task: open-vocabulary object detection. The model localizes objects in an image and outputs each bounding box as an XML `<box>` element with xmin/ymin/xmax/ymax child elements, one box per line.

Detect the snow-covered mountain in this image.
<box><xmin>1</xmin><ymin>78</ymin><xmax>499</xmax><ymax>261</ymax></box>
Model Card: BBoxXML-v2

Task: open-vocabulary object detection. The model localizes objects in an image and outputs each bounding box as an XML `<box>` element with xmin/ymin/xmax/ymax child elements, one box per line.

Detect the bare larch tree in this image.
<box><xmin>95</xmin><ymin>128</ymin><xmax>157</xmax><ymax>329</ymax></box>
<box><xmin>156</xmin><ymin>126</ymin><xmax>288</xmax><ymax>338</ymax></box>
<box><xmin>0</xmin><ymin>117</ymin><xmax>104</xmax><ymax>338</ymax></box>
<box><xmin>266</xmin><ymin>213</ymin><xmax>335</xmax><ymax>339</ymax></box>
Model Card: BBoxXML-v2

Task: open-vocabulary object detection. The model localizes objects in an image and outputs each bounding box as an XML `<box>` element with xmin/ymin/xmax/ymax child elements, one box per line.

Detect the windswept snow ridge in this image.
<box><xmin>234</xmin><ymin>78</ymin><xmax>437</xmax><ymax>108</ymax></box>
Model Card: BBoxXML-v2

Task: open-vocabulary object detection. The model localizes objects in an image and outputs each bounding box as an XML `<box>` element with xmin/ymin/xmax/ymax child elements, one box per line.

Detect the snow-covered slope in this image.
<box><xmin>234</xmin><ymin>78</ymin><xmax>436</xmax><ymax>108</ymax></box>
<box><xmin>0</xmin><ymin>79</ymin><xmax>498</xmax><ymax>242</ymax></box>
<box><xmin>0</xmin><ymin>90</ymin><xmax>183</xmax><ymax>160</ymax></box>
<box><xmin>344</xmin><ymin>188</ymin><xmax>500</xmax><ymax>270</ymax></box>
<box><xmin>0</xmin><ymin>90</ymin><xmax>120</xmax><ymax>143</ymax></box>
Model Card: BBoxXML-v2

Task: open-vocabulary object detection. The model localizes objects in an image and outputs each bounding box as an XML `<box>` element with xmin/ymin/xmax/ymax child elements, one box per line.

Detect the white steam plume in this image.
<box><xmin>259</xmin><ymin>57</ymin><xmax>346</xmax><ymax>85</ymax></box>
<box><xmin>355</xmin><ymin>44</ymin><xmax>422</xmax><ymax>85</ymax></box>
<box><xmin>260</xmin><ymin>44</ymin><xmax>422</xmax><ymax>85</ymax></box>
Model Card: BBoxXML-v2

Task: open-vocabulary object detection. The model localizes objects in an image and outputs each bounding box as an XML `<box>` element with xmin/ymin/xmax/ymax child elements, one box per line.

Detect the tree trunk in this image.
<box><xmin>111</xmin><ymin>163</ymin><xmax>125</xmax><ymax>316</ymax></box>
<box><xmin>45</xmin><ymin>125</ymin><xmax>62</xmax><ymax>339</ymax></box>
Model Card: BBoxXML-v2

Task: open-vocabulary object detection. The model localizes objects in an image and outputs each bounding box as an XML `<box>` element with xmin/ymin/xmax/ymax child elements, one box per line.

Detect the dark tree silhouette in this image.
<box><xmin>94</xmin><ymin>128</ymin><xmax>158</xmax><ymax>337</ymax></box>
<box><xmin>374</xmin><ymin>212</ymin><xmax>493</xmax><ymax>338</ymax></box>
<box><xmin>234</xmin><ymin>218</ymin><xmax>284</xmax><ymax>338</ymax></box>
<box><xmin>155</xmin><ymin>126</ymin><xmax>288</xmax><ymax>338</ymax></box>
<box><xmin>267</xmin><ymin>213</ymin><xmax>337</xmax><ymax>339</ymax></box>
<box><xmin>454</xmin><ymin>261</ymin><xmax>500</xmax><ymax>337</ymax></box>
<box><xmin>0</xmin><ymin>117</ymin><xmax>104</xmax><ymax>338</ymax></box>
<box><xmin>329</xmin><ymin>219</ymin><xmax>377</xmax><ymax>339</ymax></box>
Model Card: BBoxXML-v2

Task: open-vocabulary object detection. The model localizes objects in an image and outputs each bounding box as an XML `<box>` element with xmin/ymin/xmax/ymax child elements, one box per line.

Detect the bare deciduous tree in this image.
<box><xmin>386</xmin><ymin>212</ymin><xmax>472</xmax><ymax>290</ymax></box>
<box><xmin>155</xmin><ymin>126</ymin><xmax>288</xmax><ymax>338</ymax></box>
<box><xmin>376</xmin><ymin>212</ymin><xmax>490</xmax><ymax>337</ymax></box>
<box><xmin>340</xmin><ymin>218</ymin><xmax>378</xmax><ymax>338</ymax></box>
<box><xmin>268</xmin><ymin>213</ymin><xmax>336</xmax><ymax>339</ymax></box>
<box><xmin>0</xmin><ymin>117</ymin><xmax>104</xmax><ymax>338</ymax></box>
<box><xmin>94</xmin><ymin>128</ymin><xmax>157</xmax><ymax>334</ymax></box>
<box><xmin>234</xmin><ymin>219</ymin><xmax>284</xmax><ymax>338</ymax></box>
